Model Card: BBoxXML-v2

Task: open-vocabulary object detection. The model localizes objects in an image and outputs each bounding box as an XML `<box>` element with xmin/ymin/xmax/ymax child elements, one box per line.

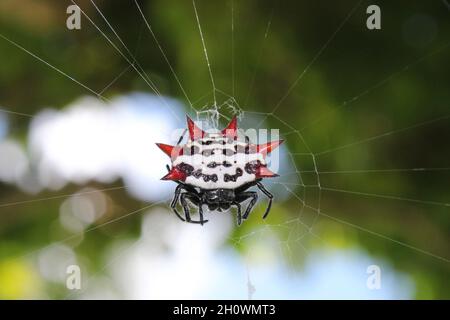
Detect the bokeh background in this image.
<box><xmin>0</xmin><ymin>0</ymin><xmax>449</xmax><ymax>299</ymax></box>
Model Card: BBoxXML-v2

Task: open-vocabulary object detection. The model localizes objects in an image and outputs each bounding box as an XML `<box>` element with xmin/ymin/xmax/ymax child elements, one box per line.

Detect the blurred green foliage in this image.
<box><xmin>0</xmin><ymin>0</ymin><xmax>449</xmax><ymax>299</ymax></box>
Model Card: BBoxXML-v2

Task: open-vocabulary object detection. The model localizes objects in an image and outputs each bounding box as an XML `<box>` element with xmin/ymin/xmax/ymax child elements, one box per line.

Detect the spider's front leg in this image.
<box><xmin>256</xmin><ymin>182</ymin><xmax>273</xmax><ymax>219</ymax></box>
<box><xmin>232</xmin><ymin>202</ymin><xmax>242</xmax><ymax>226</ymax></box>
<box><xmin>170</xmin><ymin>184</ymin><xmax>186</xmax><ymax>222</ymax></box>
<box><xmin>180</xmin><ymin>192</ymin><xmax>209</xmax><ymax>225</ymax></box>
<box><xmin>236</xmin><ymin>191</ymin><xmax>258</xmax><ymax>220</ymax></box>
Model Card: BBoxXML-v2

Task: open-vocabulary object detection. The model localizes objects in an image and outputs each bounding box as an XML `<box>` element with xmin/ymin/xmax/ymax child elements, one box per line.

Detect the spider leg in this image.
<box><xmin>194</xmin><ymin>195</ymin><xmax>207</xmax><ymax>225</ymax></box>
<box><xmin>176</xmin><ymin>128</ymin><xmax>187</xmax><ymax>145</ymax></box>
<box><xmin>236</xmin><ymin>191</ymin><xmax>258</xmax><ymax>220</ymax></box>
<box><xmin>170</xmin><ymin>184</ymin><xmax>186</xmax><ymax>222</ymax></box>
<box><xmin>198</xmin><ymin>202</ymin><xmax>206</xmax><ymax>225</ymax></box>
<box><xmin>180</xmin><ymin>193</ymin><xmax>209</xmax><ymax>225</ymax></box>
<box><xmin>256</xmin><ymin>182</ymin><xmax>273</xmax><ymax>219</ymax></box>
<box><xmin>232</xmin><ymin>202</ymin><xmax>242</xmax><ymax>226</ymax></box>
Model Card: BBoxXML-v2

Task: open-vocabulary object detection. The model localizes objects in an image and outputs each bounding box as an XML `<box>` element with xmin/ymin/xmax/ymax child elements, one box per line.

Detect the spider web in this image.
<box><xmin>170</xmin><ymin>0</ymin><xmax>450</xmax><ymax>299</ymax></box>
<box><xmin>0</xmin><ymin>0</ymin><xmax>449</xmax><ymax>299</ymax></box>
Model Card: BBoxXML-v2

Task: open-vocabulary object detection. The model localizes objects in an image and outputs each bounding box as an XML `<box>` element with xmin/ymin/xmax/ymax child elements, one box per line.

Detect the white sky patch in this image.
<box><xmin>28</xmin><ymin>93</ymin><xmax>184</xmax><ymax>202</ymax></box>
<box><xmin>0</xmin><ymin>139</ymin><xmax>29</xmax><ymax>184</ymax></box>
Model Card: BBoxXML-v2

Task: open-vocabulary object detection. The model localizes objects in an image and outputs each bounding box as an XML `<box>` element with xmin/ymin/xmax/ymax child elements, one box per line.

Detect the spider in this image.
<box><xmin>156</xmin><ymin>115</ymin><xmax>283</xmax><ymax>225</ymax></box>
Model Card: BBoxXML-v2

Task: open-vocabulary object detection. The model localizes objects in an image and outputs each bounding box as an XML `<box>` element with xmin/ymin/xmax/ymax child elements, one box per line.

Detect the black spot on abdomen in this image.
<box><xmin>176</xmin><ymin>163</ymin><xmax>194</xmax><ymax>175</ymax></box>
<box><xmin>245</xmin><ymin>160</ymin><xmax>261</xmax><ymax>174</ymax></box>
<box><xmin>224</xmin><ymin>167</ymin><xmax>244</xmax><ymax>182</ymax></box>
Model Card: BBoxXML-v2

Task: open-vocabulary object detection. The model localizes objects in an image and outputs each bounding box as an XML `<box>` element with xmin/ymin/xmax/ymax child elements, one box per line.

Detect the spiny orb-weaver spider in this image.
<box><xmin>156</xmin><ymin>115</ymin><xmax>283</xmax><ymax>226</ymax></box>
